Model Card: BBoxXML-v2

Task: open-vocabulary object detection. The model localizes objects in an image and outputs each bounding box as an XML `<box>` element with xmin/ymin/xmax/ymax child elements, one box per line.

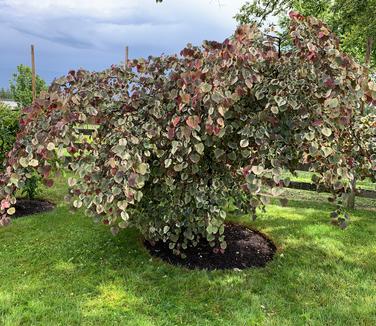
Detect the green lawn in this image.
<box><xmin>0</xmin><ymin>175</ymin><xmax>375</xmax><ymax>325</ymax></box>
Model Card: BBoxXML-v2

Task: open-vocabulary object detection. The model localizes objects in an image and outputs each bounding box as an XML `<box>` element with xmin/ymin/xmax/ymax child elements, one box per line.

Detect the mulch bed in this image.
<box><xmin>13</xmin><ymin>199</ymin><xmax>55</xmax><ymax>218</ymax></box>
<box><xmin>145</xmin><ymin>222</ymin><xmax>276</xmax><ymax>270</ymax></box>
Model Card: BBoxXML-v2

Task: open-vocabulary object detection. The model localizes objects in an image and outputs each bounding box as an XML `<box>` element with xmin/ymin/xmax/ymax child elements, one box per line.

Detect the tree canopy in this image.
<box><xmin>236</xmin><ymin>0</ymin><xmax>376</xmax><ymax>68</ymax></box>
<box><xmin>0</xmin><ymin>14</ymin><xmax>375</xmax><ymax>254</ymax></box>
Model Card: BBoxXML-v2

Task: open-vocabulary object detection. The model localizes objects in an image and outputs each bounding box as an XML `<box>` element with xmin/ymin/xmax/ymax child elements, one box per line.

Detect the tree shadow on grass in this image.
<box><xmin>1</xmin><ymin>203</ymin><xmax>376</xmax><ymax>325</ymax></box>
<box><xmin>79</xmin><ymin>224</ymin><xmax>376</xmax><ymax>325</ymax></box>
<box><xmin>243</xmin><ymin>197</ymin><xmax>376</xmax><ymax>242</ymax></box>
<box><xmin>80</xmin><ymin>213</ymin><xmax>376</xmax><ymax>322</ymax></box>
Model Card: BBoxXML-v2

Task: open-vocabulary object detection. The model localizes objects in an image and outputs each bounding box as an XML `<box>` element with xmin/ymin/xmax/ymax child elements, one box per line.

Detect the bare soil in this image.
<box><xmin>145</xmin><ymin>222</ymin><xmax>276</xmax><ymax>270</ymax></box>
<box><xmin>13</xmin><ymin>199</ymin><xmax>55</xmax><ymax>218</ymax></box>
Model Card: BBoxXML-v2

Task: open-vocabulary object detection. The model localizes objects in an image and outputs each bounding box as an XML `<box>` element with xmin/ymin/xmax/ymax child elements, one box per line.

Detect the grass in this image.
<box><xmin>0</xmin><ymin>175</ymin><xmax>375</xmax><ymax>325</ymax></box>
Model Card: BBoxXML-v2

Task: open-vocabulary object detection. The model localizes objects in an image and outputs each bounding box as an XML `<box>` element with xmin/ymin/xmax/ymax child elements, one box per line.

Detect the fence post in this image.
<box><xmin>31</xmin><ymin>45</ymin><xmax>36</xmax><ymax>102</ymax></box>
<box><xmin>125</xmin><ymin>46</ymin><xmax>129</xmax><ymax>69</ymax></box>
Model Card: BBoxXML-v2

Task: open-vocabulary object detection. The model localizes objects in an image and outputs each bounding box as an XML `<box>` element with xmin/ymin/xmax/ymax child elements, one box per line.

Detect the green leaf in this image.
<box><xmin>7</xmin><ymin>207</ymin><xmax>16</xmax><ymax>215</ymax></box>
<box><xmin>255</xmin><ymin>90</ymin><xmax>264</xmax><ymax>100</ymax></box>
<box><xmin>245</xmin><ymin>79</ymin><xmax>253</xmax><ymax>89</ymax></box>
<box><xmin>194</xmin><ymin>143</ymin><xmax>205</xmax><ymax>155</ymax></box>
<box><xmin>251</xmin><ymin>165</ymin><xmax>264</xmax><ymax>175</ymax></box>
<box><xmin>136</xmin><ymin>163</ymin><xmax>148</xmax><ymax>175</ymax></box>
<box><xmin>73</xmin><ymin>200</ymin><xmax>82</xmax><ymax>208</ymax></box>
<box><xmin>322</xmin><ymin>147</ymin><xmax>333</xmax><ymax>157</ymax></box>
<box><xmin>118</xmin><ymin>221</ymin><xmax>128</xmax><ymax>229</ymax></box>
<box><xmin>190</xmin><ymin>153</ymin><xmax>200</xmax><ymax>163</ymax></box>
<box><xmin>117</xmin><ymin>200</ymin><xmax>128</xmax><ymax>210</ymax></box>
<box><xmin>218</xmin><ymin>106</ymin><xmax>228</xmax><ymax>117</ymax></box>
<box><xmin>200</xmin><ymin>82</ymin><xmax>212</xmax><ymax>93</ymax></box>
<box><xmin>135</xmin><ymin>191</ymin><xmax>143</xmax><ymax>202</ymax></box>
<box><xmin>321</xmin><ymin>127</ymin><xmax>332</xmax><ymax>137</ymax></box>
<box><xmin>240</xmin><ymin>139</ymin><xmax>249</xmax><ymax>148</ymax></box>
<box><xmin>211</xmin><ymin>91</ymin><xmax>223</xmax><ymax>103</ymax></box>
<box><xmin>119</xmin><ymin>138</ymin><xmax>127</xmax><ymax>146</ymax></box>
<box><xmin>173</xmin><ymin>164</ymin><xmax>184</xmax><ymax>172</ymax></box>
<box><xmin>274</xmin><ymin>96</ymin><xmax>287</xmax><ymax>107</ymax></box>
<box><xmin>168</xmin><ymin>242</ymin><xmax>175</xmax><ymax>249</ymax></box>
<box><xmin>305</xmin><ymin>132</ymin><xmax>315</xmax><ymax>141</ymax></box>
<box><xmin>47</xmin><ymin>142</ymin><xmax>55</xmax><ymax>151</ymax></box>
<box><xmin>29</xmin><ymin>159</ymin><xmax>39</xmax><ymax>167</ymax></box>
<box><xmin>324</xmin><ymin>98</ymin><xmax>339</xmax><ymax>108</ymax></box>
<box><xmin>206</xmin><ymin>224</ymin><xmax>215</xmax><ymax>234</ymax></box>
<box><xmin>214</xmin><ymin>148</ymin><xmax>225</xmax><ymax>159</ymax></box>
<box><xmin>68</xmin><ymin>177</ymin><xmax>77</xmax><ymax>187</ymax></box>
<box><xmin>164</xmin><ymin>158</ymin><xmax>172</xmax><ymax>168</ymax></box>
<box><xmin>121</xmin><ymin>211</ymin><xmax>129</xmax><ymax>221</ymax></box>
<box><xmin>19</xmin><ymin>157</ymin><xmax>29</xmax><ymax>168</ymax></box>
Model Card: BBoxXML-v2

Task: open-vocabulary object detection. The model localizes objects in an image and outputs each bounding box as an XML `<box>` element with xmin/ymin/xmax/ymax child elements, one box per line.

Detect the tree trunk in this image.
<box><xmin>347</xmin><ymin>37</ymin><xmax>373</xmax><ymax>209</ymax></box>
<box><xmin>360</xmin><ymin>37</ymin><xmax>373</xmax><ymax>115</ymax></box>
<box><xmin>365</xmin><ymin>37</ymin><xmax>373</xmax><ymax>66</ymax></box>
<box><xmin>347</xmin><ymin>178</ymin><xmax>356</xmax><ymax>210</ymax></box>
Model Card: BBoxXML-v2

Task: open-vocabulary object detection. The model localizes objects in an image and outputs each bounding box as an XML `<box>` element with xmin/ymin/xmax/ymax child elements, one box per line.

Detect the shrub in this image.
<box><xmin>0</xmin><ymin>103</ymin><xmax>19</xmax><ymax>169</ymax></box>
<box><xmin>0</xmin><ymin>103</ymin><xmax>41</xmax><ymax>200</ymax></box>
<box><xmin>0</xmin><ymin>13</ymin><xmax>375</xmax><ymax>254</ymax></box>
<box><xmin>21</xmin><ymin>175</ymin><xmax>41</xmax><ymax>200</ymax></box>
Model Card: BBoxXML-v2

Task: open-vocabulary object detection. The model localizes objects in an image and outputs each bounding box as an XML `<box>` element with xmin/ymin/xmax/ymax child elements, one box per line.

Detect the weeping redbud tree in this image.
<box><xmin>1</xmin><ymin>13</ymin><xmax>375</xmax><ymax>256</ymax></box>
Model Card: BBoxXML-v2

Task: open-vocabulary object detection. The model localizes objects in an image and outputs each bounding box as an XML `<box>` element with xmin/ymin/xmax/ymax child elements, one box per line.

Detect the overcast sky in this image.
<box><xmin>0</xmin><ymin>0</ymin><xmax>246</xmax><ymax>89</ymax></box>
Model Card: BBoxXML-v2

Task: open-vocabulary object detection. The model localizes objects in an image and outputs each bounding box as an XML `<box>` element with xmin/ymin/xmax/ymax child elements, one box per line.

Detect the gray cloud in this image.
<box><xmin>0</xmin><ymin>0</ymin><xmax>244</xmax><ymax>88</ymax></box>
<box><xmin>12</xmin><ymin>25</ymin><xmax>95</xmax><ymax>49</ymax></box>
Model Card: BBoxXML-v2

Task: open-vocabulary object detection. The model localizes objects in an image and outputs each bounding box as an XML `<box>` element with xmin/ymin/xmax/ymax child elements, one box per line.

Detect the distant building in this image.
<box><xmin>0</xmin><ymin>100</ymin><xmax>18</xmax><ymax>110</ymax></box>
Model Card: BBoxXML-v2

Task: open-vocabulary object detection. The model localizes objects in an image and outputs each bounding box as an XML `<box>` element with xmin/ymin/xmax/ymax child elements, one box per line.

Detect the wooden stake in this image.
<box><xmin>31</xmin><ymin>45</ymin><xmax>36</xmax><ymax>102</ymax></box>
<box><xmin>125</xmin><ymin>46</ymin><xmax>129</xmax><ymax>68</ymax></box>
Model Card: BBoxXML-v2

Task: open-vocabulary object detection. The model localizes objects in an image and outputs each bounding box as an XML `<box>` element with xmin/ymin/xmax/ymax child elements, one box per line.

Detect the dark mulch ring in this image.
<box><xmin>13</xmin><ymin>199</ymin><xmax>55</xmax><ymax>218</ymax></box>
<box><xmin>145</xmin><ymin>223</ymin><xmax>277</xmax><ymax>270</ymax></box>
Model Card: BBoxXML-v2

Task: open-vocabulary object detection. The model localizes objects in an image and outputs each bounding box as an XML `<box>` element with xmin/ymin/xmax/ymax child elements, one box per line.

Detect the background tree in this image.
<box><xmin>235</xmin><ymin>0</ymin><xmax>375</xmax><ymax>69</ymax></box>
<box><xmin>9</xmin><ymin>64</ymin><xmax>47</xmax><ymax>108</ymax></box>
<box><xmin>0</xmin><ymin>88</ymin><xmax>12</xmax><ymax>100</ymax></box>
